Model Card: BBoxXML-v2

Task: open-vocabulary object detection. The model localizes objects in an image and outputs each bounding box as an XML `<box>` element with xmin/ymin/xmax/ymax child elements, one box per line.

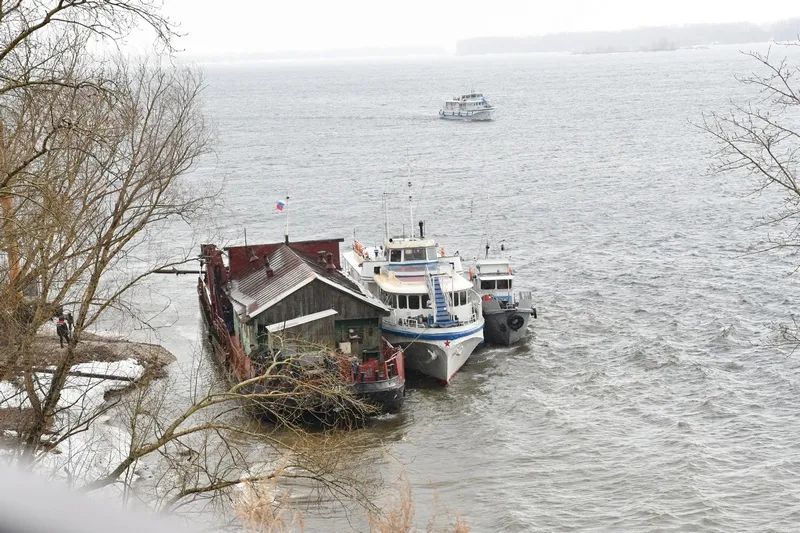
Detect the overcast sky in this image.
<box><xmin>161</xmin><ymin>0</ymin><xmax>800</xmax><ymax>55</ymax></box>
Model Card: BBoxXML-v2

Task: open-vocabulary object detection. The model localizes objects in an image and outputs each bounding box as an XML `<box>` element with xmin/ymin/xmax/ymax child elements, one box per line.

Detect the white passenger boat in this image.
<box><xmin>439</xmin><ymin>92</ymin><xmax>494</xmax><ymax>120</ymax></box>
<box><xmin>342</xmin><ymin>221</ymin><xmax>484</xmax><ymax>383</ymax></box>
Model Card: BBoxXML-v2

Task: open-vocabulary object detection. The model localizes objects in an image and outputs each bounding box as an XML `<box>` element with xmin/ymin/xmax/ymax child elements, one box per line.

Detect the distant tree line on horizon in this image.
<box><xmin>456</xmin><ymin>19</ymin><xmax>800</xmax><ymax>55</ymax></box>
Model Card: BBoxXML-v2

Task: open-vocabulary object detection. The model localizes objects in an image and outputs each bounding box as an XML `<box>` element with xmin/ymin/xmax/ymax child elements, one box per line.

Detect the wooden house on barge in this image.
<box><xmin>198</xmin><ymin>238</ymin><xmax>405</xmax><ymax>417</ymax></box>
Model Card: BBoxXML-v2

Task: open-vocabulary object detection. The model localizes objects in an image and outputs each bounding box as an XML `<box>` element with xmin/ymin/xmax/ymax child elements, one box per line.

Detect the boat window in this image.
<box><xmin>497</xmin><ymin>279</ymin><xmax>510</xmax><ymax>290</ymax></box>
<box><xmin>405</xmin><ymin>247</ymin><xmax>425</xmax><ymax>261</ymax></box>
<box><xmin>373</xmin><ymin>266</ymin><xmax>381</xmax><ymax>275</ymax></box>
<box><xmin>480</xmin><ymin>280</ymin><xmax>496</xmax><ymax>290</ymax></box>
<box><xmin>390</xmin><ymin>249</ymin><xmax>401</xmax><ymax>262</ymax></box>
<box><xmin>408</xmin><ymin>295</ymin><xmax>420</xmax><ymax>309</ymax></box>
<box><xmin>426</xmin><ymin>247</ymin><xmax>437</xmax><ymax>260</ymax></box>
<box><xmin>398</xmin><ymin>295</ymin><xmax>407</xmax><ymax>309</ymax></box>
<box><xmin>422</xmin><ymin>295</ymin><xmax>430</xmax><ymax>308</ymax></box>
<box><xmin>458</xmin><ymin>291</ymin><xmax>467</xmax><ymax>305</ymax></box>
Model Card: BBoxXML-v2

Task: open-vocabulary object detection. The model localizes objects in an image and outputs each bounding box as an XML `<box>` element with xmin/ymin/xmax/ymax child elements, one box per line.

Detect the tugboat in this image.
<box><xmin>470</xmin><ymin>241</ymin><xmax>536</xmax><ymax>345</ymax></box>
<box><xmin>439</xmin><ymin>92</ymin><xmax>494</xmax><ymax>120</ymax></box>
<box><xmin>197</xmin><ymin>239</ymin><xmax>406</xmax><ymax>423</ymax></box>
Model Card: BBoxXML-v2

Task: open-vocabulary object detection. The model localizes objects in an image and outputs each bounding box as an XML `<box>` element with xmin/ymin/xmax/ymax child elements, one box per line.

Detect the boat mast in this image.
<box><xmin>407</xmin><ymin>155</ymin><xmax>414</xmax><ymax>238</ymax></box>
<box><xmin>383</xmin><ymin>192</ymin><xmax>389</xmax><ymax>244</ymax></box>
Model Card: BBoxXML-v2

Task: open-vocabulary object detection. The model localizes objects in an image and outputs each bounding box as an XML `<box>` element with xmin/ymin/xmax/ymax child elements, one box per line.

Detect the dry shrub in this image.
<box><xmin>235</xmin><ymin>470</ymin><xmax>471</xmax><ymax>533</ymax></box>
<box><xmin>235</xmin><ymin>479</ymin><xmax>304</xmax><ymax>533</ymax></box>
<box><xmin>369</xmin><ymin>476</ymin><xmax>470</xmax><ymax>533</ymax></box>
<box><xmin>368</xmin><ymin>477</ymin><xmax>414</xmax><ymax>533</ymax></box>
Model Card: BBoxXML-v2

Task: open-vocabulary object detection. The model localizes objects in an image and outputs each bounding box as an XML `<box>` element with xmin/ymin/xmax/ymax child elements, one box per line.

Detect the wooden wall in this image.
<box><xmin>250</xmin><ymin>279</ymin><xmax>384</xmax><ymax>350</ymax></box>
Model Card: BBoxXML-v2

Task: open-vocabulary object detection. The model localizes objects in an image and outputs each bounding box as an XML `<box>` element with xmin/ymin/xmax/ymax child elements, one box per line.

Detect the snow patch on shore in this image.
<box><xmin>0</xmin><ymin>359</ymin><xmax>145</xmax><ymax>412</ymax></box>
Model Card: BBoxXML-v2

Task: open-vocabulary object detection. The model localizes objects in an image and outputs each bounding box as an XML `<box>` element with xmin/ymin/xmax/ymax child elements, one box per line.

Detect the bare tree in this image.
<box><xmin>701</xmin><ymin>42</ymin><xmax>800</xmax><ymax>347</ymax></box>
<box><xmin>0</xmin><ymin>0</ymin><xmax>218</xmax><ymax>468</ymax></box>
<box><xmin>701</xmin><ymin>42</ymin><xmax>800</xmax><ymax>255</ymax></box>
<box><xmin>0</xmin><ymin>53</ymin><xmax>212</xmax><ymax>458</ymax></box>
<box><xmin>0</xmin><ymin>2</ymin><xmax>386</xmax><ymax>527</ymax></box>
<box><xmin>7</xmin><ymin>339</ymin><xmax>382</xmax><ymax>524</ymax></box>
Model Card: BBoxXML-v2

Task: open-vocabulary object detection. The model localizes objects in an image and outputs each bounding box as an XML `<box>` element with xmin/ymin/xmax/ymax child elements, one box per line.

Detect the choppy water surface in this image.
<box><xmin>137</xmin><ymin>46</ymin><xmax>800</xmax><ymax>531</ymax></box>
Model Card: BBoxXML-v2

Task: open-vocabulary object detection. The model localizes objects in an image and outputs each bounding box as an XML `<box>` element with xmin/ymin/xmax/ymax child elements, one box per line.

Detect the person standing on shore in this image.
<box><xmin>56</xmin><ymin>315</ymin><xmax>70</xmax><ymax>348</ymax></box>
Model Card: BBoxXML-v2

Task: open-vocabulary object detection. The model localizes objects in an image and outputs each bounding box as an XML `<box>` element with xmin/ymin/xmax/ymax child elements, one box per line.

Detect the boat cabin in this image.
<box><xmin>443</xmin><ymin>93</ymin><xmax>492</xmax><ymax>112</ymax></box>
<box><xmin>472</xmin><ymin>259</ymin><xmax>515</xmax><ymax>303</ymax></box>
<box><xmin>374</xmin><ymin>269</ymin><xmax>476</xmax><ymax>328</ymax></box>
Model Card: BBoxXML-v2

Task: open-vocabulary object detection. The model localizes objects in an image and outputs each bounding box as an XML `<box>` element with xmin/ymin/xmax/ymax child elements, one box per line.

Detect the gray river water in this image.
<box><xmin>124</xmin><ymin>45</ymin><xmax>800</xmax><ymax>531</ymax></box>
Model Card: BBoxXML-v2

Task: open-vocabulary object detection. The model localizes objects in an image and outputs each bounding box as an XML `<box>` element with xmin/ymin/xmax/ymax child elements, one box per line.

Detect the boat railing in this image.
<box><xmin>198</xmin><ymin>278</ymin><xmax>253</xmax><ymax>381</ymax></box>
<box><xmin>384</xmin><ymin>314</ymin><xmax>426</xmax><ymax>328</ymax></box>
<box><xmin>518</xmin><ymin>290</ymin><xmax>533</xmax><ymax>301</ymax></box>
<box><xmin>470</xmin><ymin>289</ymin><xmax>482</xmax><ymax>322</ymax></box>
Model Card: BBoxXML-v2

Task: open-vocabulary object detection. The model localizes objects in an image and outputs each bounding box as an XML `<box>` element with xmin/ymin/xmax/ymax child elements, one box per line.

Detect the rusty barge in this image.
<box><xmin>197</xmin><ymin>238</ymin><xmax>405</xmax><ymax>421</ymax></box>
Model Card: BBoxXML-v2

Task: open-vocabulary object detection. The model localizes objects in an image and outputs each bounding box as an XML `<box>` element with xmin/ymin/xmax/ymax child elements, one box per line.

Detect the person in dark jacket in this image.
<box><xmin>56</xmin><ymin>315</ymin><xmax>70</xmax><ymax>348</ymax></box>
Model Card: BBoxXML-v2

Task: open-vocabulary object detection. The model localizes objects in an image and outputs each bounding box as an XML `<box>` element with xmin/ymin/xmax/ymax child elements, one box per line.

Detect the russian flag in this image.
<box><xmin>276</xmin><ymin>200</ymin><xmax>286</xmax><ymax>211</ymax></box>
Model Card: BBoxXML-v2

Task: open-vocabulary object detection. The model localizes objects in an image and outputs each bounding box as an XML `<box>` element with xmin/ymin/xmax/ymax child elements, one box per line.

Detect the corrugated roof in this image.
<box><xmin>228</xmin><ymin>244</ymin><xmax>387</xmax><ymax>319</ymax></box>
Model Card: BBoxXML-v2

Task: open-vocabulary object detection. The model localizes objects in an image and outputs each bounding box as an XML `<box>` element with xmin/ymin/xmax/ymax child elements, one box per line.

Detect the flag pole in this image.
<box><xmin>284</xmin><ymin>194</ymin><xmax>290</xmax><ymax>244</ymax></box>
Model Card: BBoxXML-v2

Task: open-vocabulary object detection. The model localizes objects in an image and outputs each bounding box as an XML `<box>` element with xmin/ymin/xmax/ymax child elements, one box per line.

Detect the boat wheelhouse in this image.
<box><xmin>470</xmin><ymin>245</ymin><xmax>536</xmax><ymax>345</ymax></box>
<box><xmin>343</xmin><ymin>222</ymin><xmax>484</xmax><ymax>383</ymax></box>
<box><xmin>439</xmin><ymin>92</ymin><xmax>494</xmax><ymax>120</ymax></box>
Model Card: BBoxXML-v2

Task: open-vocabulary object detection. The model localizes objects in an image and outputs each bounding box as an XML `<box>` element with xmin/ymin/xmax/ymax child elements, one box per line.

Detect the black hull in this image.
<box><xmin>482</xmin><ymin>307</ymin><xmax>533</xmax><ymax>345</ymax></box>
<box><xmin>354</xmin><ymin>375</ymin><xmax>405</xmax><ymax>412</ymax></box>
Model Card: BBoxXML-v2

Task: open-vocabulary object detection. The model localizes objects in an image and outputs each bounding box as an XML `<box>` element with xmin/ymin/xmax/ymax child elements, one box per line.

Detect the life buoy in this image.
<box><xmin>440</xmin><ymin>247</ymin><xmax>445</xmax><ymax>257</ymax></box>
<box><xmin>469</xmin><ymin>266</ymin><xmax>474</xmax><ymax>281</ymax></box>
<box><xmin>508</xmin><ymin>267</ymin><xmax>513</xmax><ymax>275</ymax></box>
<box><xmin>354</xmin><ymin>241</ymin><xmax>364</xmax><ymax>255</ymax></box>
<box><xmin>507</xmin><ymin>314</ymin><xmax>525</xmax><ymax>331</ymax></box>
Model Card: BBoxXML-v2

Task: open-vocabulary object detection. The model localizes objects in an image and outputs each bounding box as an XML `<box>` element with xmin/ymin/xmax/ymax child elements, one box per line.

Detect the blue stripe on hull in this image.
<box><xmin>381</xmin><ymin>324</ymin><xmax>483</xmax><ymax>341</ymax></box>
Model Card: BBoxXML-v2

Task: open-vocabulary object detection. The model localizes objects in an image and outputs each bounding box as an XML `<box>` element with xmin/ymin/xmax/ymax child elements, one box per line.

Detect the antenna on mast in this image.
<box><xmin>406</xmin><ymin>151</ymin><xmax>414</xmax><ymax>238</ymax></box>
<box><xmin>382</xmin><ymin>192</ymin><xmax>389</xmax><ymax>243</ymax></box>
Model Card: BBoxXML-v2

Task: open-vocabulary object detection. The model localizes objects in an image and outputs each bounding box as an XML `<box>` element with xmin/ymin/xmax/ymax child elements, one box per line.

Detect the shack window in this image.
<box><xmin>397</xmin><ymin>295</ymin><xmax>407</xmax><ymax>309</ymax></box>
<box><xmin>390</xmin><ymin>250</ymin><xmax>401</xmax><ymax>262</ymax></box>
<box><xmin>406</xmin><ymin>248</ymin><xmax>425</xmax><ymax>261</ymax></box>
<box><xmin>422</xmin><ymin>295</ymin><xmax>430</xmax><ymax>308</ymax></box>
<box><xmin>481</xmin><ymin>280</ymin><xmax>495</xmax><ymax>290</ymax></box>
<box><xmin>497</xmin><ymin>279</ymin><xmax>510</xmax><ymax>290</ymax></box>
<box><xmin>408</xmin><ymin>295</ymin><xmax>420</xmax><ymax>309</ymax></box>
<box><xmin>461</xmin><ymin>291</ymin><xmax>468</xmax><ymax>305</ymax></box>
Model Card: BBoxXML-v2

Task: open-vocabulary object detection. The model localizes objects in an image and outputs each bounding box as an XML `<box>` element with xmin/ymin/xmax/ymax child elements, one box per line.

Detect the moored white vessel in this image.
<box><xmin>439</xmin><ymin>92</ymin><xmax>494</xmax><ymax>120</ymax></box>
<box><xmin>343</xmin><ymin>210</ymin><xmax>484</xmax><ymax>383</ymax></box>
<box><xmin>470</xmin><ymin>242</ymin><xmax>536</xmax><ymax>345</ymax></box>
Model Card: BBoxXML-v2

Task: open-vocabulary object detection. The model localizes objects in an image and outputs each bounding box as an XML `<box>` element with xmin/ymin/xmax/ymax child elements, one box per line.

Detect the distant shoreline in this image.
<box><xmin>455</xmin><ymin>19</ymin><xmax>800</xmax><ymax>56</ymax></box>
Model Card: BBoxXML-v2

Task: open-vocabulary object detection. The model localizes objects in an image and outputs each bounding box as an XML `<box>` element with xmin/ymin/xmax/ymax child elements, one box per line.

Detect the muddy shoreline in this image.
<box><xmin>0</xmin><ymin>331</ymin><xmax>177</xmax><ymax>433</ymax></box>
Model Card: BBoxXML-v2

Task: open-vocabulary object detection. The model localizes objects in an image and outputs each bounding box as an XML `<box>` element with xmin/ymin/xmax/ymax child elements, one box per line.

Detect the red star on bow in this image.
<box><xmin>444</xmin><ymin>340</ymin><xmax>451</xmax><ymax>347</ymax></box>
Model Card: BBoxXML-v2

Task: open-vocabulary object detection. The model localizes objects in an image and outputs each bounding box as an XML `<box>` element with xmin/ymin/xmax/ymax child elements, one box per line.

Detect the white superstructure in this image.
<box><xmin>439</xmin><ymin>92</ymin><xmax>494</xmax><ymax>120</ymax></box>
<box><xmin>342</xmin><ymin>227</ymin><xmax>484</xmax><ymax>383</ymax></box>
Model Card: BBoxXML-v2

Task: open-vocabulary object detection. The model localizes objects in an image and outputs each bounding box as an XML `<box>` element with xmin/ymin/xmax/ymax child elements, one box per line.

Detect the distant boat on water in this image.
<box><xmin>439</xmin><ymin>92</ymin><xmax>494</xmax><ymax>120</ymax></box>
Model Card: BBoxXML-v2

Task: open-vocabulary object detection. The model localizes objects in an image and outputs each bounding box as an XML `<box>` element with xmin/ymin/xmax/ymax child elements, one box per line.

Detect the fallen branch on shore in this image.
<box><xmin>10</xmin><ymin>367</ymin><xmax>137</xmax><ymax>382</ymax></box>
